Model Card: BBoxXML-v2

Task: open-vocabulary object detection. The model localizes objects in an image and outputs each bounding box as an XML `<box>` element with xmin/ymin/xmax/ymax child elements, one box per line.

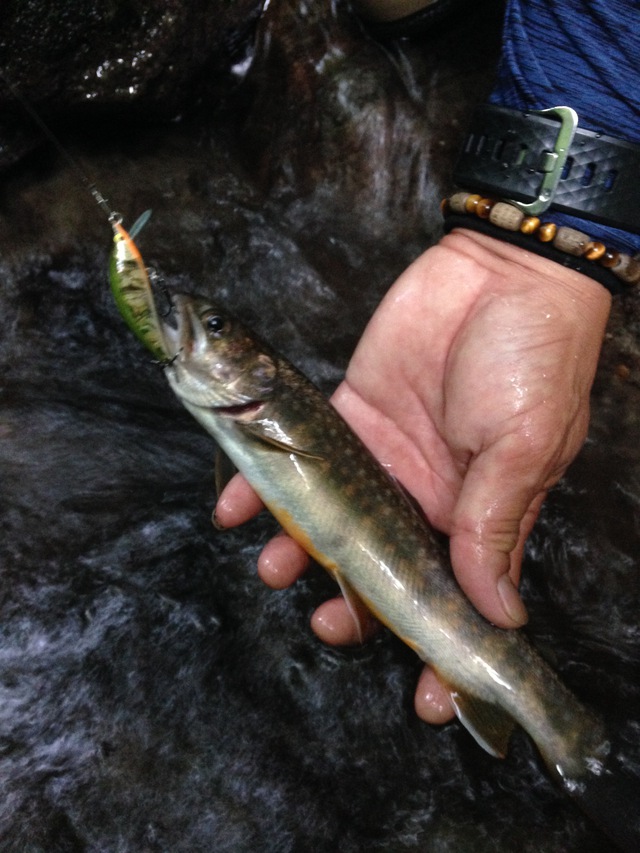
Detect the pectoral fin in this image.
<box><xmin>439</xmin><ymin>677</ymin><xmax>516</xmax><ymax>758</ymax></box>
<box><xmin>238</xmin><ymin>421</ymin><xmax>325</xmax><ymax>461</ymax></box>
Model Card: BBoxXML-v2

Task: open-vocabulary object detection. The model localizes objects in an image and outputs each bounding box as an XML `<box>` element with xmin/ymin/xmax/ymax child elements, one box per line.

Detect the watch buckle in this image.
<box><xmin>508</xmin><ymin>106</ymin><xmax>578</xmax><ymax>216</ymax></box>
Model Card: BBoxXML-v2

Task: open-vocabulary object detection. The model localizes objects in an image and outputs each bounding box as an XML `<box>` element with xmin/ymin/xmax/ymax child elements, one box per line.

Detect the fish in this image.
<box><xmin>156</xmin><ymin>292</ymin><xmax>639</xmax><ymax>849</ymax></box>
<box><xmin>158</xmin><ymin>293</ymin><xmax>592</xmax><ymax>764</ymax></box>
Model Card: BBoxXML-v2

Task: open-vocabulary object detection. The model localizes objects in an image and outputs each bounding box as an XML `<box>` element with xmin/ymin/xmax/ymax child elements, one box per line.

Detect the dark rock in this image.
<box><xmin>0</xmin><ymin>0</ymin><xmax>262</xmax><ymax>166</ymax></box>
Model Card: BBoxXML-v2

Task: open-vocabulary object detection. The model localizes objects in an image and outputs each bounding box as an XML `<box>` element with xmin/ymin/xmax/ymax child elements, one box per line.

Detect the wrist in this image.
<box><xmin>442</xmin><ymin>194</ymin><xmax>640</xmax><ymax>295</ymax></box>
<box><xmin>440</xmin><ymin>227</ymin><xmax>612</xmax><ymax>321</ymax></box>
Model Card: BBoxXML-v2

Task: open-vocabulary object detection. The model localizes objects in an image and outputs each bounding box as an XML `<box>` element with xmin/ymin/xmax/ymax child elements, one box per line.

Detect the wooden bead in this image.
<box><xmin>475</xmin><ymin>198</ymin><xmax>494</xmax><ymax>218</ymax></box>
<box><xmin>520</xmin><ymin>216</ymin><xmax>540</xmax><ymax>234</ymax></box>
<box><xmin>464</xmin><ymin>193</ymin><xmax>482</xmax><ymax>214</ymax></box>
<box><xmin>553</xmin><ymin>226</ymin><xmax>589</xmax><ymax>256</ymax></box>
<box><xmin>599</xmin><ymin>248</ymin><xmax>621</xmax><ymax>269</ymax></box>
<box><xmin>537</xmin><ymin>222</ymin><xmax>557</xmax><ymax>242</ymax></box>
<box><xmin>612</xmin><ymin>254</ymin><xmax>640</xmax><ymax>285</ymax></box>
<box><xmin>489</xmin><ymin>202</ymin><xmax>524</xmax><ymax>231</ymax></box>
<box><xmin>583</xmin><ymin>241</ymin><xmax>606</xmax><ymax>261</ymax></box>
<box><xmin>448</xmin><ymin>192</ymin><xmax>471</xmax><ymax>214</ymax></box>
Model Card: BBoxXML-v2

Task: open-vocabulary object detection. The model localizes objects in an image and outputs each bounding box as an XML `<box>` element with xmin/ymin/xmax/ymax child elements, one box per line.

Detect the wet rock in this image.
<box><xmin>229</xmin><ymin>0</ymin><xmax>504</xmax><ymax>239</ymax></box>
<box><xmin>0</xmin><ymin>0</ymin><xmax>261</xmax><ymax>166</ymax></box>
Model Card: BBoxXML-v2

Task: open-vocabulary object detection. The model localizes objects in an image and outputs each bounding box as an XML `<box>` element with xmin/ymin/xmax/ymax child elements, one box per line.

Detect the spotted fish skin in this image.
<box><xmin>161</xmin><ymin>294</ymin><xmax>608</xmax><ymax>789</ymax></box>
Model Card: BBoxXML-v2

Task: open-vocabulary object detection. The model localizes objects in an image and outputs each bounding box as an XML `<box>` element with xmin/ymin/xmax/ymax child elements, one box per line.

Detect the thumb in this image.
<box><xmin>448</xmin><ymin>446</ymin><xmax>550</xmax><ymax>628</ymax></box>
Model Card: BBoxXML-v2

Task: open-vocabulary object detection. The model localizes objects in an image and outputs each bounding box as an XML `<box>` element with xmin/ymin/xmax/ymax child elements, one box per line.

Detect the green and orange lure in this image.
<box><xmin>108</xmin><ymin>209</ymin><xmax>170</xmax><ymax>362</ymax></box>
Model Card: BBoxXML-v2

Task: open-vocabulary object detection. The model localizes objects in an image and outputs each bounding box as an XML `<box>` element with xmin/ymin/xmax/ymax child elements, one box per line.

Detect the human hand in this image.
<box><xmin>215</xmin><ymin>228</ymin><xmax>611</xmax><ymax>723</ymax></box>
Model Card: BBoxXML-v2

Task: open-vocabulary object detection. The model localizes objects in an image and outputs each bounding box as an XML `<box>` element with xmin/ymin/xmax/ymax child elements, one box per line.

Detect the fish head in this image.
<box><xmin>162</xmin><ymin>293</ymin><xmax>278</xmax><ymax>412</ymax></box>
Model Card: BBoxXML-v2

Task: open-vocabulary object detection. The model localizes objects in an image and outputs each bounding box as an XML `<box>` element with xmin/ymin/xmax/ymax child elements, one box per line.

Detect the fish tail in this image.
<box><xmin>443</xmin><ymin>667</ymin><xmax>640</xmax><ymax>849</ymax></box>
<box><xmin>544</xmin><ymin>741</ymin><xmax>640</xmax><ymax>851</ymax></box>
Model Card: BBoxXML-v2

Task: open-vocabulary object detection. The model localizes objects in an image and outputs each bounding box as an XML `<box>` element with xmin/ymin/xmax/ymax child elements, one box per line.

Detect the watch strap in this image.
<box><xmin>453</xmin><ymin>104</ymin><xmax>640</xmax><ymax>233</ymax></box>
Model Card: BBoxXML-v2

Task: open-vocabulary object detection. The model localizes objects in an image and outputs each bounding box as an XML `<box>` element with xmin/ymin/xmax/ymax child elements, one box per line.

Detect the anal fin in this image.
<box><xmin>441</xmin><ymin>678</ymin><xmax>516</xmax><ymax>758</ymax></box>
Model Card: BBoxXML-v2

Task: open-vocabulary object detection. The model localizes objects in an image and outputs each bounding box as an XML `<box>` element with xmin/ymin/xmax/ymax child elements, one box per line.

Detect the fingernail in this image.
<box><xmin>211</xmin><ymin>509</ymin><xmax>226</xmax><ymax>531</ymax></box>
<box><xmin>497</xmin><ymin>575</ymin><xmax>528</xmax><ymax>626</ymax></box>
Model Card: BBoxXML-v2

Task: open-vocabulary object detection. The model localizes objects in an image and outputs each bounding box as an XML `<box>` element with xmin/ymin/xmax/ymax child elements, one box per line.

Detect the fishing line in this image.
<box><xmin>0</xmin><ymin>68</ymin><xmax>173</xmax><ymax>357</ymax></box>
<box><xmin>0</xmin><ymin>68</ymin><xmax>116</xmax><ymax>222</ymax></box>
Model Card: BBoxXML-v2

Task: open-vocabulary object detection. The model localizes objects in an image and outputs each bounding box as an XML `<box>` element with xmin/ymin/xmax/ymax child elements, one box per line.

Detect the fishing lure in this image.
<box><xmin>1</xmin><ymin>70</ymin><xmax>168</xmax><ymax>361</ymax></box>
<box><xmin>108</xmin><ymin>209</ymin><xmax>170</xmax><ymax>361</ymax></box>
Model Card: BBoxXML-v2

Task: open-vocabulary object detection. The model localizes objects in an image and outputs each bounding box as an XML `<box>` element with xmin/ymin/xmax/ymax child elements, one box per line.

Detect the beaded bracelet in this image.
<box><xmin>441</xmin><ymin>192</ymin><xmax>640</xmax><ymax>294</ymax></box>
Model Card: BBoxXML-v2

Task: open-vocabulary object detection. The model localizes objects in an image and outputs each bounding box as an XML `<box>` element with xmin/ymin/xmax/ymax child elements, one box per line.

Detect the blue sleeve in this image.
<box><xmin>489</xmin><ymin>0</ymin><xmax>640</xmax><ymax>253</ymax></box>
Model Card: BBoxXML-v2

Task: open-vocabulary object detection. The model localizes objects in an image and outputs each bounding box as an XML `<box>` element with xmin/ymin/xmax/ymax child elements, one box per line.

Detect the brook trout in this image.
<box><xmin>160</xmin><ymin>293</ymin><xmax>639</xmax><ymax>849</ymax></box>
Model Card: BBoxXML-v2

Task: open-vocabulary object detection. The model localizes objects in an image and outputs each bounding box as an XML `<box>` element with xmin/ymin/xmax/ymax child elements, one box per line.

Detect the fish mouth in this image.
<box><xmin>160</xmin><ymin>292</ymin><xmax>213</xmax><ymax>363</ymax></box>
<box><xmin>213</xmin><ymin>400</ymin><xmax>265</xmax><ymax>420</ymax></box>
<box><xmin>159</xmin><ymin>293</ymin><xmax>270</xmax><ymax>420</ymax></box>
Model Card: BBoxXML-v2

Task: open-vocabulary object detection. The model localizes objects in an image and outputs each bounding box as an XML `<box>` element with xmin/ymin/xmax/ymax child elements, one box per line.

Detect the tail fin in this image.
<box><xmin>558</xmin><ymin>748</ymin><xmax>640</xmax><ymax>852</ymax></box>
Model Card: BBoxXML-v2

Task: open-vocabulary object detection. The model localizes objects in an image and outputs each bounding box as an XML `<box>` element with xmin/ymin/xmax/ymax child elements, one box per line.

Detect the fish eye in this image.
<box><xmin>204</xmin><ymin>313</ymin><xmax>227</xmax><ymax>337</ymax></box>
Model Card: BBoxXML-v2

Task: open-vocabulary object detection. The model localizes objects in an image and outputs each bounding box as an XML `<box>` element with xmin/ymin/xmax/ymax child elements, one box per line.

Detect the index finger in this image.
<box><xmin>214</xmin><ymin>472</ymin><xmax>265</xmax><ymax>529</ymax></box>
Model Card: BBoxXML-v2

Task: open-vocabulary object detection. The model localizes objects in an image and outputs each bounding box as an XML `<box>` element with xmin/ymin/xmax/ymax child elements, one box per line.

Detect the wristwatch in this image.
<box><xmin>441</xmin><ymin>104</ymin><xmax>640</xmax><ymax>293</ymax></box>
<box><xmin>453</xmin><ymin>104</ymin><xmax>640</xmax><ymax>233</ymax></box>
